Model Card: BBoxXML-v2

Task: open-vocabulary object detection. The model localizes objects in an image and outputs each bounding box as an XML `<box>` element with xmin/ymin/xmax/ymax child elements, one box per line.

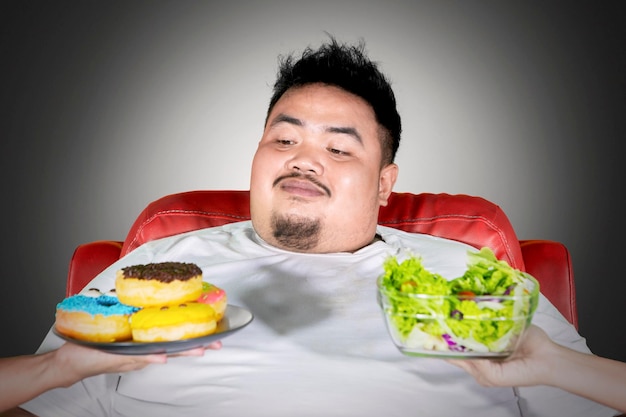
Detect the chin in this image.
<box><xmin>270</xmin><ymin>212</ymin><xmax>321</xmax><ymax>252</ymax></box>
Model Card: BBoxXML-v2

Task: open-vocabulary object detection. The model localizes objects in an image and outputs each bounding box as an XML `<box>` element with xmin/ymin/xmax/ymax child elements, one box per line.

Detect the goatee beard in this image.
<box><xmin>271</xmin><ymin>213</ymin><xmax>320</xmax><ymax>251</ymax></box>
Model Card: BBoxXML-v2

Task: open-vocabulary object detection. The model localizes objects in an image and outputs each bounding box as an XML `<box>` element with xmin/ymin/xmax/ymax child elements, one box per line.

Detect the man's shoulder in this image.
<box><xmin>378</xmin><ymin>225</ymin><xmax>475</xmax><ymax>251</ymax></box>
<box><xmin>377</xmin><ymin>225</ymin><xmax>476</xmax><ymax>279</ymax></box>
<box><xmin>161</xmin><ymin>220</ymin><xmax>254</xmax><ymax>240</ymax></box>
<box><xmin>197</xmin><ymin>220</ymin><xmax>254</xmax><ymax>234</ymax></box>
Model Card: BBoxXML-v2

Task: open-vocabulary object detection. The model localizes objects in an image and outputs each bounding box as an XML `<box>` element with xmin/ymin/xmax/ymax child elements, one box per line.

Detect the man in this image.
<box><xmin>6</xmin><ymin>38</ymin><xmax>619</xmax><ymax>417</ymax></box>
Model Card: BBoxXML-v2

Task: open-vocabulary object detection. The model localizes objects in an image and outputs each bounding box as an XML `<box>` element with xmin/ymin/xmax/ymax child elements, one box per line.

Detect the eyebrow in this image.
<box><xmin>326</xmin><ymin>126</ymin><xmax>362</xmax><ymax>143</ymax></box>
<box><xmin>269</xmin><ymin>113</ymin><xmax>363</xmax><ymax>144</ymax></box>
<box><xmin>269</xmin><ymin>113</ymin><xmax>303</xmax><ymax>128</ymax></box>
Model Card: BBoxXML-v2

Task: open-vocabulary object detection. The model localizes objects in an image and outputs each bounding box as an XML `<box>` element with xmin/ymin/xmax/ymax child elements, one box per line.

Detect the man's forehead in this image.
<box><xmin>269</xmin><ymin>84</ymin><xmax>376</xmax><ymax>123</ymax></box>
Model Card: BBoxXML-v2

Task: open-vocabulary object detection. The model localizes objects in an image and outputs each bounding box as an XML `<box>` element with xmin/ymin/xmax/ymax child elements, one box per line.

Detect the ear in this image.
<box><xmin>378</xmin><ymin>163</ymin><xmax>398</xmax><ymax>207</ymax></box>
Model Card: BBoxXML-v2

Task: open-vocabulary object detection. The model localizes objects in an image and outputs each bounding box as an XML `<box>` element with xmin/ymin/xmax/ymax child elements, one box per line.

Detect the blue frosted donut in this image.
<box><xmin>56</xmin><ymin>294</ymin><xmax>139</xmax><ymax>316</ymax></box>
<box><xmin>55</xmin><ymin>290</ymin><xmax>141</xmax><ymax>342</ymax></box>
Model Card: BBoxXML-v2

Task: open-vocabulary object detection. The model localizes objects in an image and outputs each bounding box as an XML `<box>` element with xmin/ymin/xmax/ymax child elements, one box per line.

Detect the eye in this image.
<box><xmin>328</xmin><ymin>147</ymin><xmax>350</xmax><ymax>156</ymax></box>
<box><xmin>276</xmin><ymin>139</ymin><xmax>295</xmax><ymax>146</ymax></box>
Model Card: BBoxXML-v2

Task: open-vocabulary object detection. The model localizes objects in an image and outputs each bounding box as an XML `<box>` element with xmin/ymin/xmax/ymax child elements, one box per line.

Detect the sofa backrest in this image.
<box><xmin>121</xmin><ymin>190</ymin><xmax>525</xmax><ymax>270</ymax></box>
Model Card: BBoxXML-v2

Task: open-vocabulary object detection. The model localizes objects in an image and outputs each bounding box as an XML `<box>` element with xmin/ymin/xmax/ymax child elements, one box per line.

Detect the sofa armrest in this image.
<box><xmin>66</xmin><ymin>240</ymin><xmax>123</xmax><ymax>296</ymax></box>
<box><xmin>520</xmin><ymin>239</ymin><xmax>578</xmax><ymax>329</ymax></box>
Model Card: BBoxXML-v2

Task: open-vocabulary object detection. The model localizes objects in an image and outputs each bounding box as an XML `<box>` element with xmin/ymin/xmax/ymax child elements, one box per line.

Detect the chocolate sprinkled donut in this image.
<box><xmin>121</xmin><ymin>262</ymin><xmax>202</xmax><ymax>283</ymax></box>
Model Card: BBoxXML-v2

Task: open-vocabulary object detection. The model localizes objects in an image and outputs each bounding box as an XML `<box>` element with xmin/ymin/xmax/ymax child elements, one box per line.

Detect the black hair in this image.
<box><xmin>266</xmin><ymin>37</ymin><xmax>402</xmax><ymax>165</ymax></box>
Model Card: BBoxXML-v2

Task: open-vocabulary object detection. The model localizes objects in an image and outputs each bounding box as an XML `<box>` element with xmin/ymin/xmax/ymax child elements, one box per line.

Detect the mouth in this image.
<box><xmin>273</xmin><ymin>173</ymin><xmax>331</xmax><ymax>198</ymax></box>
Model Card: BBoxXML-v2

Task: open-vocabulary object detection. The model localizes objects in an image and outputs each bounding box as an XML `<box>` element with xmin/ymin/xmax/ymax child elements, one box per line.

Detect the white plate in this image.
<box><xmin>53</xmin><ymin>305</ymin><xmax>253</xmax><ymax>355</ymax></box>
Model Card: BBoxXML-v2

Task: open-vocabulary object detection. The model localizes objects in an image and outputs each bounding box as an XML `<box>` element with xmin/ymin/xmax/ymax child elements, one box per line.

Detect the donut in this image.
<box><xmin>197</xmin><ymin>282</ymin><xmax>227</xmax><ymax>321</ymax></box>
<box><xmin>55</xmin><ymin>289</ymin><xmax>140</xmax><ymax>342</ymax></box>
<box><xmin>115</xmin><ymin>262</ymin><xmax>203</xmax><ymax>308</ymax></box>
<box><xmin>130</xmin><ymin>302</ymin><xmax>217</xmax><ymax>342</ymax></box>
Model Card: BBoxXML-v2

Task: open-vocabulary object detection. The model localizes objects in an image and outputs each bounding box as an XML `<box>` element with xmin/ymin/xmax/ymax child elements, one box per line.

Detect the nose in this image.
<box><xmin>286</xmin><ymin>146</ymin><xmax>323</xmax><ymax>175</ymax></box>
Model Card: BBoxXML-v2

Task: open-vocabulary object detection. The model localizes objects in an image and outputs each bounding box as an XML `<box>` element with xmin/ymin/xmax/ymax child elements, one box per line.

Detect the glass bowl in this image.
<box><xmin>377</xmin><ymin>273</ymin><xmax>539</xmax><ymax>359</ymax></box>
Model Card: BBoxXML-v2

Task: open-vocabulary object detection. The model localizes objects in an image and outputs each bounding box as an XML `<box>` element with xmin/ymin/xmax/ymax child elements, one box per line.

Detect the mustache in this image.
<box><xmin>273</xmin><ymin>172</ymin><xmax>332</xmax><ymax>197</ymax></box>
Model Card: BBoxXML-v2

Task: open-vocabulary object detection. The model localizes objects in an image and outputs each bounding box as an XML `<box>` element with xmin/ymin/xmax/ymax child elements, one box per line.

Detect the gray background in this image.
<box><xmin>2</xmin><ymin>1</ymin><xmax>624</xmax><ymax>363</ymax></box>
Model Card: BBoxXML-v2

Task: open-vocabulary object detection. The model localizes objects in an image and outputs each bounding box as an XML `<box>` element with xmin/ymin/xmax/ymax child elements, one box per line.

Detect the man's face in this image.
<box><xmin>250</xmin><ymin>83</ymin><xmax>398</xmax><ymax>253</ymax></box>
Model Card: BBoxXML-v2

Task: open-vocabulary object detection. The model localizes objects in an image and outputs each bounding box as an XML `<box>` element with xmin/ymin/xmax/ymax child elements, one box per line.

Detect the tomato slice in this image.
<box><xmin>457</xmin><ymin>290</ymin><xmax>476</xmax><ymax>298</ymax></box>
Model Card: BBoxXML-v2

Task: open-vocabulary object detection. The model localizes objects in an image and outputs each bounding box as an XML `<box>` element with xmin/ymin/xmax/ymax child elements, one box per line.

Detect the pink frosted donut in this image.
<box><xmin>196</xmin><ymin>282</ymin><xmax>227</xmax><ymax>321</ymax></box>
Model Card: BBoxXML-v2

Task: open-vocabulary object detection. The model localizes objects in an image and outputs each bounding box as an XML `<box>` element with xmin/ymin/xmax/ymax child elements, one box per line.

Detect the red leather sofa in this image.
<box><xmin>66</xmin><ymin>190</ymin><xmax>578</xmax><ymax>329</ymax></box>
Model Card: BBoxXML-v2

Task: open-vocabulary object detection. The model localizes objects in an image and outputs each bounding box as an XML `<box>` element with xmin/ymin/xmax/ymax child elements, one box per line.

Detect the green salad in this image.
<box><xmin>378</xmin><ymin>247</ymin><xmax>539</xmax><ymax>355</ymax></box>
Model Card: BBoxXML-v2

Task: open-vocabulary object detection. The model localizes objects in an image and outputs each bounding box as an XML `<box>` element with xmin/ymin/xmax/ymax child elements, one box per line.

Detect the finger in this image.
<box><xmin>183</xmin><ymin>347</ymin><xmax>206</xmax><ymax>356</ymax></box>
<box><xmin>446</xmin><ymin>359</ymin><xmax>472</xmax><ymax>371</ymax></box>
<box><xmin>142</xmin><ymin>354</ymin><xmax>168</xmax><ymax>364</ymax></box>
<box><xmin>170</xmin><ymin>347</ymin><xmax>206</xmax><ymax>357</ymax></box>
<box><xmin>206</xmin><ymin>340</ymin><xmax>222</xmax><ymax>350</ymax></box>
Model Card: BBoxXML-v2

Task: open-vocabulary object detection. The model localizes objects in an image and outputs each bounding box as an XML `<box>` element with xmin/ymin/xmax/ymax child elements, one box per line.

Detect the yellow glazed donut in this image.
<box><xmin>196</xmin><ymin>282</ymin><xmax>228</xmax><ymax>321</ymax></box>
<box><xmin>115</xmin><ymin>262</ymin><xmax>203</xmax><ymax>308</ymax></box>
<box><xmin>130</xmin><ymin>302</ymin><xmax>217</xmax><ymax>342</ymax></box>
<box><xmin>55</xmin><ymin>289</ymin><xmax>140</xmax><ymax>342</ymax></box>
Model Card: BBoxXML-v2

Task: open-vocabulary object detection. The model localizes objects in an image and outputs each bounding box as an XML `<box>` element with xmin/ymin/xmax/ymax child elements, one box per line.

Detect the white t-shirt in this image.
<box><xmin>22</xmin><ymin>222</ymin><xmax>618</xmax><ymax>417</ymax></box>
